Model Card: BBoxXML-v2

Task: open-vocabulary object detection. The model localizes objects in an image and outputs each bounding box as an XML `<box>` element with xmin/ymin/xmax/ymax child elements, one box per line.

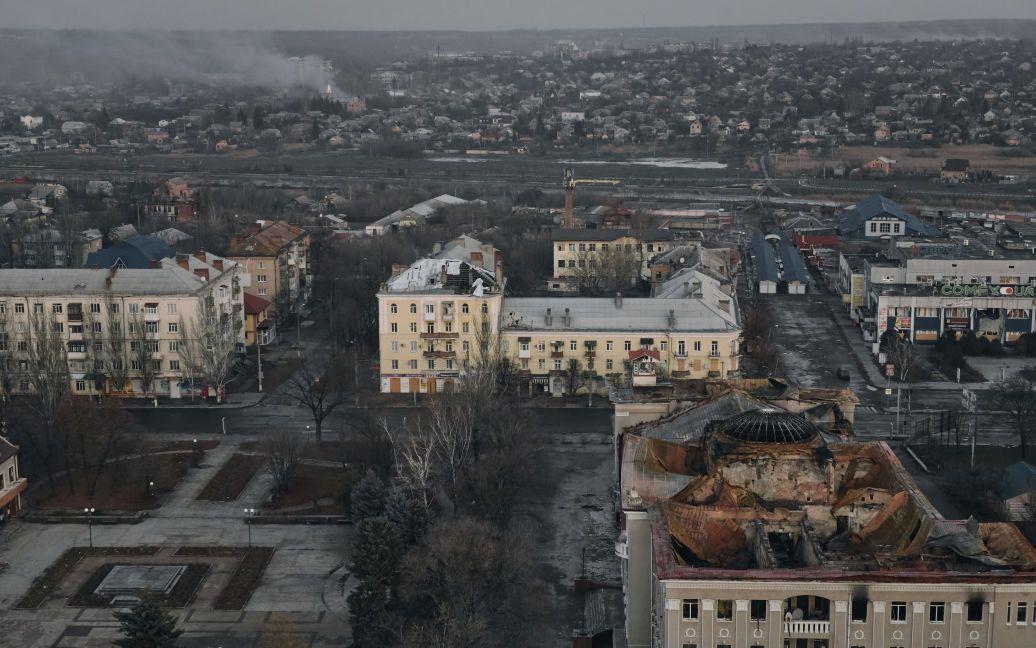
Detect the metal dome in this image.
<box><xmin>716</xmin><ymin>408</ymin><xmax>820</xmax><ymax>444</ymax></box>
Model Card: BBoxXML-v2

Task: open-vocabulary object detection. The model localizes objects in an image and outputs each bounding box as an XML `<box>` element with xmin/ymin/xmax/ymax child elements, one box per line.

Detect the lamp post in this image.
<box><xmin>244</xmin><ymin>508</ymin><xmax>257</xmax><ymax>547</ymax></box>
<box><xmin>83</xmin><ymin>507</ymin><xmax>96</xmax><ymax>547</ymax></box>
<box><xmin>147</xmin><ymin>480</ymin><xmax>155</xmax><ymax>498</ymax></box>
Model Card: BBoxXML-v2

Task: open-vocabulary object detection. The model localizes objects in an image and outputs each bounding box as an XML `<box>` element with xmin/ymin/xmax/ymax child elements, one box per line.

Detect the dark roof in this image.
<box><xmin>0</xmin><ymin>435</ymin><xmax>18</xmax><ymax>464</ymax></box>
<box><xmin>243</xmin><ymin>292</ymin><xmax>272</xmax><ymax>315</ymax></box>
<box><xmin>715</xmin><ymin>408</ymin><xmax>820</xmax><ymax>444</ymax></box>
<box><xmin>750</xmin><ymin>234</ymin><xmax>779</xmax><ymax>283</ymax></box>
<box><xmin>84</xmin><ymin>235</ymin><xmax>172</xmax><ymax>269</ymax></box>
<box><xmin>226</xmin><ymin>221</ymin><xmax>306</xmax><ymax>257</ymax></box>
<box><xmin>1003</xmin><ymin>461</ymin><xmax>1036</xmax><ymax>499</ymax></box>
<box><xmin>778</xmin><ymin>236</ymin><xmax>810</xmax><ymax>284</ymax></box>
<box><xmin>837</xmin><ymin>195</ymin><xmax>940</xmax><ymax>237</ymax></box>
<box><xmin>551</xmin><ymin>227</ymin><xmax>675</xmax><ymax>242</ymax></box>
<box><xmin>942</xmin><ymin>158</ymin><xmax>971</xmax><ymax>172</ymax></box>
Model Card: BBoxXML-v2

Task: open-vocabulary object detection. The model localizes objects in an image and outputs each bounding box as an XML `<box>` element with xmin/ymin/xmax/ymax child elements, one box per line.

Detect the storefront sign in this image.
<box><xmin>895</xmin><ymin>316</ymin><xmax>911</xmax><ymax>329</ymax></box>
<box><xmin>945</xmin><ymin>317</ymin><xmax>970</xmax><ymax>330</ymax></box>
<box><xmin>933</xmin><ymin>283</ymin><xmax>1036</xmax><ymax>298</ymax></box>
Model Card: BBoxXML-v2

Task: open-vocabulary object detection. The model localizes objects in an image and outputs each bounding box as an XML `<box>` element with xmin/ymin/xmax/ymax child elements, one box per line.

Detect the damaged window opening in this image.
<box><xmin>851</xmin><ymin>598</ymin><xmax>868</xmax><ymax>623</ymax></box>
<box><xmin>716</xmin><ymin>599</ymin><xmax>733</xmax><ymax>621</ymax></box>
<box><xmin>966</xmin><ymin>600</ymin><xmax>983</xmax><ymax>623</ymax></box>
<box><xmin>750</xmin><ymin>599</ymin><xmax>766</xmax><ymax>621</ymax></box>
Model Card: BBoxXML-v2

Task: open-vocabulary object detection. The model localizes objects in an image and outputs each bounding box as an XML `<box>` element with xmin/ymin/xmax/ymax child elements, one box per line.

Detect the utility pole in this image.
<box><xmin>257</xmin><ymin>341</ymin><xmax>263</xmax><ymax>393</ymax></box>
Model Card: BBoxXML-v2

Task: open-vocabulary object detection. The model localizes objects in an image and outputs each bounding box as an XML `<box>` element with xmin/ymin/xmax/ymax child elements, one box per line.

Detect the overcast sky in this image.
<box><xmin>6</xmin><ymin>0</ymin><xmax>1036</xmax><ymax>31</ymax></box>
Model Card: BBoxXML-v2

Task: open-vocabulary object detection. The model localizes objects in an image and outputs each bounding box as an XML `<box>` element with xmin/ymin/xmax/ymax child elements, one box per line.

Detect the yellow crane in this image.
<box><xmin>563</xmin><ymin>167</ymin><xmax>621</xmax><ymax>227</ymax></box>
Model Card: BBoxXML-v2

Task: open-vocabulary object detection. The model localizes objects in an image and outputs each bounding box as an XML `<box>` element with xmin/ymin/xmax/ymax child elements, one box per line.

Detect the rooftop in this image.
<box><xmin>500</xmin><ymin>295</ymin><xmax>738</xmax><ymax>333</ymax></box>
<box><xmin>226</xmin><ymin>220</ymin><xmax>306</xmax><ymax>258</ymax></box>
<box><xmin>621</xmin><ymin>394</ymin><xmax>1036</xmax><ymax>583</ymax></box>
<box><xmin>550</xmin><ymin>227</ymin><xmax>676</xmax><ymax>242</ymax></box>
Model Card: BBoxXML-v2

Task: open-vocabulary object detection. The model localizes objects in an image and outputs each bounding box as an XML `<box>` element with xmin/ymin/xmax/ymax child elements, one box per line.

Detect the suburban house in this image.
<box><xmin>861</xmin><ymin>156</ymin><xmax>896</xmax><ymax>176</ymax></box>
<box><xmin>941</xmin><ymin>158</ymin><xmax>971</xmax><ymax>183</ymax></box>
<box><xmin>226</xmin><ymin>220</ymin><xmax>311</xmax><ymax>325</ymax></box>
<box><xmin>0</xmin><ymin>435</ymin><xmax>26</xmax><ymax>521</ymax></box>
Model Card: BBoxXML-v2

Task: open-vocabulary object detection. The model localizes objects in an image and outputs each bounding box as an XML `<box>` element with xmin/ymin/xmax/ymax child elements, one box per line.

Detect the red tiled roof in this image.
<box><xmin>226</xmin><ymin>221</ymin><xmax>305</xmax><ymax>257</ymax></box>
<box><xmin>629</xmin><ymin>348</ymin><xmax>661</xmax><ymax>361</ymax></box>
<box><xmin>243</xmin><ymin>292</ymin><xmax>272</xmax><ymax>315</ymax></box>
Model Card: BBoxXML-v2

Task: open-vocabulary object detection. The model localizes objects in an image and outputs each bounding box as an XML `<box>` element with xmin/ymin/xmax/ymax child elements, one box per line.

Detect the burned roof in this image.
<box><xmin>714</xmin><ymin>408</ymin><xmax>821</xmax><ymax>445</ymax></box>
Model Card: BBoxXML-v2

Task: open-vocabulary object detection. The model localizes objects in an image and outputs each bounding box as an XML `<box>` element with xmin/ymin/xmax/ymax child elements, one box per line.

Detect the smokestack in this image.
<box><xmin>564</xmin><ymin>307</ymin><xmax>571</xmax><ymax>327</ymax></box>
<box><xmin>615</xmin><ymin>291</ymin><xmax>623</xmax><ymax>308</ymax></box>
<box><xmin>545</xmin><ymin>307</ymin><xmax>553</xmax><ymax>326</ymax></box>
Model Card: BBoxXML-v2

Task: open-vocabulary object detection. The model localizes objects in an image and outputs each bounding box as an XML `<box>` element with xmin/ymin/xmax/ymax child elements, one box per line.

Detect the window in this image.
<box><xmin>169</xmin><ymin>360</ymin><xmax>180</xmax><ymax>371</ymax></box>
<box><xmin>750</xmin><ymin>599</ymin><xmax>766</xmax><ymax>621</ymax></box>
<box><xmin>390</xmin><ymin>323</ymin><xmax>398</xmax><ymax>333</ymax></box>
<box><xmin>15</xmin><ymin>303</ymin><xmax>24</xmax><ymax>313</ymax></box>
<box><xmin>606</xmin><ymin>359</ymin><xmax>613</xmax><ymax>370</ymax></box>
<box><xmin>408</xmin><ymin>359</ymin><xmax>418</xmax><ymax>370</ymax></box>
<box><xmin>257</xmin><ymin>261</ymin><xmax>265</xmax><ymax>269</ymax></box>
<box><xmin>108</xmin><ymin>303</ymin><xmax>119</xmax><ymax>313</ymax></box>
<box><xmin>851</xmin><ymin>598</ymin><xmax>868</xmax><ymax>623</ymax></box>
<box><xmin>90</xmin><ymin>303</ymin><xmax>101</xmax><ymax>313</ymax></box>
<box><xmin>677</xmin><ymin>340</ymin><xmax>686</xmax><ymax>356</ymax></box>
<box><xmin>409</xmin><ymin>323</ymin><xmax>417</xmax><ymax>333</ymax></box>
<box><xmin>891</xmin><ymin>601</ymin><xmax>907</xmax><ymax>623</ymax></box>
<box><xmin>426</xmin><ymin>323</ymin><xmax>435</xmax><ymax>334</ymax></box>
<box><xmin>480</xmin><ymin>304</ymin><xmax>488</xmax><ymax>315</ymax></box>
<box><xmin>681</xmin><ymin>644</ymin><xmax>697</xmax><ymax>648</ymax></box>
<box><xmin>879</xmin><ymin>222</ymin><xmax>892</xmax><ymax>233</ymax></box>
<box><xmin>169</xmin><ymin>341</ymin><xmax>179</xmax><ymax>352</ymax></box>
<box><xmin>966</xmin><ymin>600</ymin><xmax>983</xmax><ymax>623</ymax></box>
<box><xmin>681</xmin><ymin>599</ymin><xmax>700</xmax><ymax>621</ymax></box>
<box><xmin>660</xmin><ymin>341</ymin><xmax>667</xmax><ymax>351</ymax></box>
<box><xmin>1017</xmin><ymin>602</ymin><xmax>1027</xmax><ymax>624</ymax></box>
<box><xmin>257</xmin><ymin>288</ymin><xmax>268</xmax><ymax>296</ymax></box>
<box><xmin>462</xmin><ymin>304</ymin><xmax>469</xmax><ymax>314</ymax></box>
<box><xmin>570</xmin><ymin>341</ymin><xmax>577</xmax><ymax>351</ymax></box>
<box><xmin>390</xmin><ymin>303</ymin><xmax>398</xmax><ymax>314</ymax></box>
<box><xmin>716</xmin><ymin>600</ymin><xmax>733</xmax><ymax>621</ymax></box>
<box><xmin>33</xmin><ymin>303</ymin><xmax>43</xmax><ymax>313</ymax></box>
<box><xmin>929</xmin><ymin>602</ymin><xmax>945</xmax><ymax>623</ymax></box>
<box><xmin>131</xmin><ymin>360</ymin><xmax>142</xmax><ymax>370</ymax></box>
<box><xmin>553</xmin><ymin>359</ymin><xmax>562</xmax><ymax>371</ymax></box>
<box><xmin>427</xmin><ymin>359</ymin><xmax>435</xmax><ymax>370</ymax></box>
<box><xmin>410</xmin><ymin>341</ymin><xmax>418</xmax><ymax>352</ymax></box>
<box><xmin>605</xmin><ymin>341</ymin><xmax>613</xmax><ymax>351</ymax></box>
<box><xmin>129</xmin><ymin>303</ymin><xmax>139</xmax><ymax>314</ymax></box>
<box><xmin>145</xmin><ymin>322</ymin><xmax>158</xmax><ymax>333</ymax></box>
<box><xmin>409</xmin><ymin>304</ymin><xmax>417</xmax><ymax>314</ymax></box>
<box><xmin>537</xmin><ymin>359</ymin><xmax>545</xmax><ymax>370</ymax></box>
<box><xmin>391</xmin><ymin>360</ymin><xmax>399</xmax><ymax>369</ymax></box>
<box><xmin>52</xmin><ymin>303</ymin><xmax>62</xmax><ymax>313</ymax></box>
<box><xmin>74</xmin><ymin>380</ymin><xmax>86</xmax><ymax>392</ymax></box>
<box><xmin>92</xmin><ymin>322</ymin><xmax>101</xmax><ymax>333</ymax></box>
<box><xmin>711</xmin><ymin>340</ymin><xmax>719</xmax><ymax>355</ymax></box>
<box><xmin>462</xmin><ymin>341</ymin><xmax>470</xmax><ymax>353</ymax></box>
<box><xmin>694</xmin><ymin>340</ymin><xmax>701</xmax><ymax>351</ymax></box>
<box><xmin>257</xmin><ymin>274</ymin><xmax>267</xmax><ymax>283</ymax></box>
<box><xmin>1007</xmin><ymin>602</ymin><xmax>1012</xmax><ymax>625</ymax></box>
<box><xmin>624</xmin><ymin>340</ymin><xmax>631</xmax><ymax>351</ymax></box>
<box><xmin>424</xmin><ymin>304</ymin><xmax>434</xmax><ymax>314</ymax></box>
<box><xmin>168</xmin><ymin>323</ymin><xmax>178</xmax><ymax>333</ymax></box>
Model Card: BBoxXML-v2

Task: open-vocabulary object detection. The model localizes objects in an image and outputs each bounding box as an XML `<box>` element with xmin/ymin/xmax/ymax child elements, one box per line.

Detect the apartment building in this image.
<box><xmin>614</xmin><ymin>384</ymin><xmax>1036</xmax><ymax>648</ymax></box>
<box><xmin>377</xmin><ymin>235</ymin><xmax>504</xmax><ymax>394</ymax></box>
<box><xmin>226</xmin><ymin>220</ymin><xmax>310</xmax><ymax>324</ymax></box>
<box><xmin>0</xmin><ymin>253</ymin><xmax>247</xmax><ymax>399</ymax></box>
<box><xmin>549</xmin><ymin>228</ymin><xmax>677</xmax><ymax>291</ymax></box>
<box><xmin>499</xmin><ymin>292</ymin><xmax>740</xmax><ymax>395</ymax></box>
<box><xmin>0</xmin><ymin>435</ymin><xmax>26</xmax><ymax>521</ymax></box>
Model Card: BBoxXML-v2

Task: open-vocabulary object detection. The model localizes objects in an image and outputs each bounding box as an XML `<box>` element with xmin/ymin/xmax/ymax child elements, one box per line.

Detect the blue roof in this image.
<box><xmin>85</xmin><ymin>235</ymin><xmax>172</xmax><ymax>269</ymax></box>
<box><xmin>837</xmin><ymin>194</ymin><xmax>940</xmax><ymax>237</ymax></box>
<box><xmin>778</xmin><ymin>237</ymin><xmax>809</xmax><ymax>283</ymax></box>
<box><xmin>750</xmin><ymin>235</ymin><xmax>779</xmax><ymax>283</ymax></box>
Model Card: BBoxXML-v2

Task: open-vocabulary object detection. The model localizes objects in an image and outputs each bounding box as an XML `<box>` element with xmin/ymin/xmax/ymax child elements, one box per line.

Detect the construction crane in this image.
<box><xmin>563</xmin><ymin>167</ymin><xmax>621</xmax><ymax>227</ymax></box>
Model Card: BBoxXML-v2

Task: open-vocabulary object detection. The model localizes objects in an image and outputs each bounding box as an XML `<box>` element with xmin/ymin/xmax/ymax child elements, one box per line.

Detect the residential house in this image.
<box><xmin>941</xmin><ymin>158</ymin><xmax>971</xmax><ymax>183</ymax></box>
<box><xmin>243</xmin><ymin>293</ymin><xmax>275</xmax><ymax>346</ymax></box>
<box><xmin>0</xmin><ymin>436</ymin><xmax>26</xmax><ymax>521</ymax></box>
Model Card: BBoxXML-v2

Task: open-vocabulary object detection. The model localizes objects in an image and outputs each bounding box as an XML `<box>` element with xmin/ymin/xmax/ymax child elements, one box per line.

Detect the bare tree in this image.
<box><xmin>284</xmin><ymin>358</ymin><xmax>347</xmax><ymax>442</ymax></box>
<box><xmin>263</xmin><ymin>429</ymin><xmax>300</xmax><ymax>496</ymax></box>
<box><xmin>386</xmin><ymin>416</ymin><xmax>436</xmax><ymax>511</ymax></box>
<box><xmin>20</xmin><ymin>307</ymin><xmax>70</xmax><ymax>492</ymax></box>
<box><xmin>884</xmin><ymin>336</ymin><xmax>921</xmax><ymax>410</ymax></box>
<box><xmin>178</xmin><ymin>293</ymin><xmax>241</xmax><ymax>403</ymax></box>
<box><xmin>992</xmin><ymin>374</ymin><xmax>1036</xmax><ymax>459</ymax></box>
<box><xmin>571</xmin><ymin>246</ymin><xmax>641</xmax><ymax>296</ymax></box>
<box><xmin>128</xmin><ymin>313</ymin><xmax>158</xmax><ymax>399</ymax></box>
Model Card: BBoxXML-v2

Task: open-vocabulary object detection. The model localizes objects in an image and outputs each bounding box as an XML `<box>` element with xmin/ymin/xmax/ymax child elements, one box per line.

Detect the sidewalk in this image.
<box><xmin>821</xmin><ymin>295</ymin><xmax>992</xmax><ymax>392</ymax></box>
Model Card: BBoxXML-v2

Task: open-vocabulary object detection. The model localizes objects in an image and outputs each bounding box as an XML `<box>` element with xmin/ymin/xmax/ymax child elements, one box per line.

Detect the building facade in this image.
<box><xmin>550</xmin><ymin>228</ymin><xmax>677</xmax><ymax>291</ymax></box>
<box><xmin>226</xmin><ymin>220</ymin><xmax>310</xmax><ymax>325</ymax></box>
<box><xmin>0</xmin><ymin>436</ymin><xmax>26</xmax><ymax>521</ymax></box>
<box><xmin>615</xmin><ymin>390</ymin><xmax>1036</xmax><ymax>648</ymax></box>
<box><xmin>0</xmin><ymin>253</ymin><xmax>247</xmax><ymax>399</ymax></box>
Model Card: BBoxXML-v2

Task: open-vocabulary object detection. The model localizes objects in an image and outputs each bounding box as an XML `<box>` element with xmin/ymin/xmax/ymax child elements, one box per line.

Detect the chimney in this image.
<box><xmin>545</xmin><ymin>307</ymin><xmax>553</xmax><ymax>326</ymax></box>
<box><xmin>564</xmin><ymin>307</ymin><xmax>571</xmax><ymax>327</ymax></box>
<box><xmin>212</xmin><ymin>258</ymin><xmax>224</xmax><ymax>272</ymax></box>
<box><xmin>615</xmin><ymin>291</ymin><xmax>623</xmax><ymax>308</ymax></box>
<box><xmin>193</xmin><ymin>251</ymin><xmax>207</xmax><ymax>262</ymax></box>
<box><xmin>147</xmin><ymin>260</ymin><xmax>161</xmax><ymax>269</ymax></box>
<box><xmin>667</xmin><ymin>309</ymin><xmax>676</xmax><ymax>328</ymax></box>
<box><xmin>194</xmin><ymin>268</ymin><xmax>209</xmax><ymax>281</ymax></box>
<box><xmin>249</xmin><ymin>221</ymin><xmax>263</xmax><ymax>235</ymax></box>
<box><xmin>719</xmin><ymin>299</ymin><xmax>730</xmax><ymax>313</ymax></box>
<box><xmin>175</xmin><ymin>254</ymin><xmax>190</xmax><ymax>270</ymax></box>
<box><xmin>390</xmin><ymin>263</ymin><xmax>407</xmax><ymax>279</ymax></box>
<box><xmin>105</xmin><ymin>265</ymin><xmax>116</xmax><ymax>288</ymax></box>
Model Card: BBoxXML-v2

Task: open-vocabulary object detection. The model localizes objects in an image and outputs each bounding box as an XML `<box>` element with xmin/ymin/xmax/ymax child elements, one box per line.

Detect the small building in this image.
<box><xmin>862</xmin><ymin>156</ymin><xmax>896</xmax><ymax>176</ymax></box>
<box><xmin>837</xmin><ymin>194</ymin><xmax>940</xmax><ymax>239</ymax></box>
<box><xmin>244</xmin><ymin>293</ymin><xmax>276</xmax><ymax>347</ymax></box>
<box><xmin>0</xmin><ymin>435</ymin><xmax>26</xmax><ymax>521</ymax></box>
<box><xmin>1002</xmin><ymin>461</ymin><xmax>1036</xmax><ymax>521</ymax></box>
<box><xmin>941</xmin><ymin>158</ymin><xmax>971</xmax><ymax>183</ymax></box>
<box><xmin>629</xmin><ymin>348</ymin><xmax>660</xmax><ymax>386</ymax></box>
<box><xmin>84</xmin><ymin>234</ymin><xmax>172</xmax><ymax>269</ymax></box>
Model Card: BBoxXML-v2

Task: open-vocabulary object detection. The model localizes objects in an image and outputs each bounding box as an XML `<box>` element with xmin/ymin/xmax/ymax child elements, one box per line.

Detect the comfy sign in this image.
<box><xmin>934</xmin><ymin>283</ymin><xmax>1036</xmax><ymax>298</ymax></box>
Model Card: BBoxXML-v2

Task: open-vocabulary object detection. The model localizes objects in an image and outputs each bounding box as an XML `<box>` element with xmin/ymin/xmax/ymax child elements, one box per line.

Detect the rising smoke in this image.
<box><xmin>0</xmin><ymin>30</ymin><xmax>334</xmax><ymax>91</ymax></box>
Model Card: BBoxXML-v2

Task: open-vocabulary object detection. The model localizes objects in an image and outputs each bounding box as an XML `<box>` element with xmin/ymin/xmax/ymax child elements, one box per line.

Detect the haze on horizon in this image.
<box><xmin>7</xmin><ymin>0</ymin><xmax>1036</xmax><ymax>32</ymax></box>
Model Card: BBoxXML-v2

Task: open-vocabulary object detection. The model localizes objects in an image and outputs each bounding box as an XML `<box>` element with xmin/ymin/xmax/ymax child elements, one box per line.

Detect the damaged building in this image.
<box><xmin>615</xmin><ymin>383</ymin><xmax>1036</xmax><ymax>648</ymax></box>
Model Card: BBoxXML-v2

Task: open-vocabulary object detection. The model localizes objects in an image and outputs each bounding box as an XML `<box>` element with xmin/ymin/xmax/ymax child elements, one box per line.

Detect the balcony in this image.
<box><xmin>144</xmin><ymin>311</ymin><xmax>160</xmax><ymax>322</ymax></box>
<box><xmin>419</xmin><ymin>332</ymin><xmax>458</xmax><ymax>339</ymax></box>
<box><xmin>0</xmin><ymin>477</ymin><xmax>27</xmax><ymax>510</ymax></box>
<box><xmin>423</xmin><ymin>311</ymin><xmax>436</xmax><ymax>322</ymax></box>
<box><xmin>708</xmin><ymin>351</ymin><xmax>721</xmax><ymax>358</ymax></box>
<box><xmin>66</xmin><ymin>311</ymin><xmax>83</xmax><ymax>322</ymax></box>
<box><xmin>550</xmin><ymin>351</ymin><xmax>564</xmax><ymax>359</ymax></box>
<box><xmin>423</xmin><ymin>350</ymin><xmax>456</xmax><ymax>359</ymax></box>
<box><xmin>784</xmin><ymin>620</ymin><xmax>830</xmax><ymax>637</ymax></box>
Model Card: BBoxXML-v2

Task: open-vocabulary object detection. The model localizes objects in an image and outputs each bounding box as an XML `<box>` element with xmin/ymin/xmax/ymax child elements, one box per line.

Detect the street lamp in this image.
<box><xmin>147</xmin><ymin>480</ymin><xmax>155</xmax><ymax>498</ymax></box>
<box><xmin>244</xmin><ymin>508</ymin><xmax>257</xmax><ymax>547</ymax></box>
<box><xmin>83</xmin><ymin>507</ymin><xmax>96</xmax><ymax>547</ymax></box>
